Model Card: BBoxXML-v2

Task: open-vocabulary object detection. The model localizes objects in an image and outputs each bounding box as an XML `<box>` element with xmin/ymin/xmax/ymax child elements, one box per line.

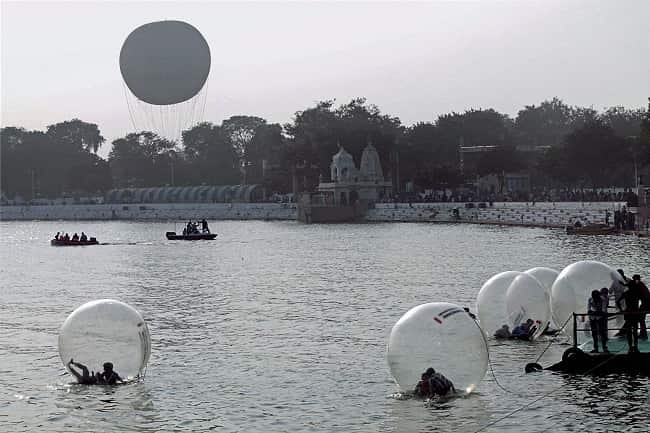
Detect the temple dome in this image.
<box><xmin>360</xmin><ymin>143</ymin><xmax>384</xmax><ymax>181</ymax></box>
<box><xmin>330</xmin><ymin>146</ymin><xmax>358</xmax><ymax>182</ymax></box>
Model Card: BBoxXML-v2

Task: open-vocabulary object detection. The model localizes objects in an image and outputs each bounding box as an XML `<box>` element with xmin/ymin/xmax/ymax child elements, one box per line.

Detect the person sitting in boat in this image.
<box><xmin>72</xmin><ymin>233</ymin><xmax>79</xmax><ymax>241</ymax></box>
<box><xmin>80</xmin><ymin>232</ymin><xmax>87</xmax><ymax>242</ymax></box>
<box><xmin>201</xmin><ymin>219</ymin><xmax>210</xmax><ymax>234</ymax></box>
<box><xmin>68</xmin><ymin>358</ymin><xmax>98</xmax><ymax>385</ymax></box>
<box><xmin>63</xmin><ymin>233</ymin><xmax>70</xmax><ymax>241</ymax></box>
<box><xmin>54</xmin><ymin>232</ymin><xmax>60</xmax><ymax>240</ymax></box>
<box><xmin>494</xmin><ymin>324</ymin><xmax>511</xmax><ymax>339</ymax></box>
<box><xmin>414</xmin><ymin>367</ymin><xmax>455</xmax><ymax>398</ymax></box>
<box><xmin>574</xmin><ymin>219</ymin><xmax>583</xmax><ymax>228</ymax></box>
<box><xmin>588</xmin><ymin>289</ymin><xmax>608</xmax><ymax>353</ymax></box>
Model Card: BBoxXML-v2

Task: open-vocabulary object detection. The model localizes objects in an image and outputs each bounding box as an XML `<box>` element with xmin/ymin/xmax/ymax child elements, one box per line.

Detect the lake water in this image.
<box><xmin>1</xmin><ymin>221</ymin><xmax>649</xmax><ymax>432</ymax></box>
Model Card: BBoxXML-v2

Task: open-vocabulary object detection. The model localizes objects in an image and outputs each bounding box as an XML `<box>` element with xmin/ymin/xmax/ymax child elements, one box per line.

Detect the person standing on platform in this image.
<box><xmin>588</xmin><ymin>290</ymin><xmax>608</xmax><ymax>353</ymax></box>
<box><xmin>633</xmin><ymin>275</ymin><xmax>650</xmax><ymax>340</ymax></box>
<box><xmin>617</xmin><ymin>281</ymin><xmax>642</xmax><ymax>353</ymax></box>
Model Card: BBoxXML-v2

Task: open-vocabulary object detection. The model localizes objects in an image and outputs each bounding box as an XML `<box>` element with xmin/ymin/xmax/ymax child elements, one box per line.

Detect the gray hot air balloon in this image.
<box><xmin>119</xmin><ymin>20</ymin><xmax>211</xmax><ymax>140</ymax></box>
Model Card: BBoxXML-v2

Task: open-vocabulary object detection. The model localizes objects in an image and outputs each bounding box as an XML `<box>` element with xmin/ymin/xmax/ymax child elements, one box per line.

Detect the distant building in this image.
<box><xmin>297</xmin><ymin>142</ymin><xmax>392</xmax><ymax>223</ymax></box>
<box><xmin>316</xmin><ymin>143</ymin><xmax>392</xmax><ymax>205</ymax></box>
<box><xmin>105</xmin><ymin>185</ymin><xmax>263</xmax><ymax>204</ymax></box>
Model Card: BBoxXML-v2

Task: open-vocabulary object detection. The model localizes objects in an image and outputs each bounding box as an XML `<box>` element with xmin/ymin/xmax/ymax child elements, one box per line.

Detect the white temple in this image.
<box><xmin>317</xmin><ymin>142</ymin><xmax>392</xmax><ymax>205</ymax></box>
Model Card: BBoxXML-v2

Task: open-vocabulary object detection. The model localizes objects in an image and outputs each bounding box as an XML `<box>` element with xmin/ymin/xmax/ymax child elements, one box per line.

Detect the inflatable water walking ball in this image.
<box><xmin>550</xmin><ymin>261</ymin><xmax>620</xmax><ymax>342</ymax></box>
<box><xmin>476</xmin><ymin>271</ymin><xmax>522</xmax><ymax>337</ymax></box>
<box><xmin>525</xmin><ymin>267</ymin><xmax>560</xmax><ymax>328</ymax></box>
<box><xmin>387</xmin><ymin>302</ymin><xmax>488</xmax><ymax>395</ymax></box>
<box><xmin>59</xmin><ymin>300</ymin><xmax>151</xmax><ymax>381</ymax></box>
<box><xmin>524</xmin><ymin>267</ymin><xmax>559</xmax><ymax>297</ymax></box>
<box><xmin>505</xmin><ymin>273</ymin><xmax>550</xmax><ymax>340</ymax></box>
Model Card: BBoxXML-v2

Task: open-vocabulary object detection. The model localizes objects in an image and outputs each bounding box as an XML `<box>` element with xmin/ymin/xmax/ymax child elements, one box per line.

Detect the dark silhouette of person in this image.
<box><xmin>99</xmin><ymin>362</ymin><xmax>123</xmax><ymax>385</ymax></box>
<box><xmin>55</xmin><ymin>232</ymin><xmax>60</xmax><ymax>240</ymax></box>
<box><xmin>72</xmin><ymin>233</ymin><xmax>79</xmax><ymax>241</ymax></box>
<box><xmin>588</xmin><ymin>289</ymin><xmax>608</xmax><ymax>353</ymax></box>
<box><xmin>617</xmin><ymin>280</ymin><xmax>642</xmax><ymax>353</ymax></box>
<box><xmin>67</xmin><ymin>359</ymin><xmax>98</xmax><ymax>385</ymax></box>
<box><xmin>633</xmin><ymin>274</ymin><xmax>650</xmax><ymax>340</ymax></box>
<box><xmin>201</xmin><ymin>219</ymin><xmax>210</xmax><ymax>234</ymax></box>
<box><xmin>80</xmin><ymin>232</ymin><xmax>87</xmax><ymax>242</ymax></box>
<box><xmin>414</xmin><ymin>367</ymin><xmax>455</xmax><ymax>398</ymax></box>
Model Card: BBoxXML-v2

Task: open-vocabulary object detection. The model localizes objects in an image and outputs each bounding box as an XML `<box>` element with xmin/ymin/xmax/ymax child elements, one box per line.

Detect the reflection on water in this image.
<box><xmin>0</xmin><ymin>221</ymin><xmax>648</xmax><ymax>432</ymax></box>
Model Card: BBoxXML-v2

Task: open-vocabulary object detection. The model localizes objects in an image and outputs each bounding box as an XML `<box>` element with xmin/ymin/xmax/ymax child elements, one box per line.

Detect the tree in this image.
<box><xmin>181</xmin><ymin>122</ymin><xmax>240</xmax><ymax>185</ymax></box>
<box><xmin>515</xmin><ymin>98</ymin><xmax>574</xmax><ymax>148</ymax></box>
<box><xmin>2</xmin><ymin>125</ymin><xmax>112</xmax><ymax>199</ymax></box>
<box><xmin>564</xmin><ymin>120</ymin><xmax>628</xmax><ymax>189</ymax></box>
<box><xmin>399</xmin><ymin>122</ymin><xmax>461</xmax><ymax>190</ymax></box>
<box><xmin>599</xmin><ymin>106</ymin><xmax>645</xmax><ymax>138</ymax></box>
<box><xmin>222</xmin><ymin>115</ymin><xmax>267</xmax><ymax>159</ymax></box>
<box><xmin>108</xmin><ymin>132</ymin><xmax>176</xmax><ymax>187</ymax></box>
<box><xmin>245</xmin><ymin>123</ymin><xmax>287</xmax><ymax>186</ymax></box>
<box><xmin>46</xmin><ymin>119</ymin><xmax>105</xmax><ymax>153</ymax></box>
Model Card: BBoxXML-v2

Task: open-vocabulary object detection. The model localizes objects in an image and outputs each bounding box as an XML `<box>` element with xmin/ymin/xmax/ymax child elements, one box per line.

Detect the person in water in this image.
<box><xmin>99</xmin><ymin>362</ymin><xmax>123</xmax><ymax>385</ymax></box>
<box><xmin>67</xmin><ymin>359</ymin><xmax>122</xmax><ymax>385</ymax></box>
<box><xmin>494</xmin><ymin>324</ymin><xmax>511</xmax><ymax>339</ymax></box>
<box><xmin>414</xmin><ymin>367</ymin><xmax>455</xmax><ymax>398</ymax></box>
<box><xmin>588</xmin><ymin>289</ymin><xmax>608</xmax><ymax>353</ymax></box>
<box><xmin>68</xmin><ymin>359</ymin><xmax>98</xmax><ymax>385</ymax></box>
<box><xmin>512</xmin><ymin>319</ymin><xmax>536</xmax><ymax>340</ymax></box>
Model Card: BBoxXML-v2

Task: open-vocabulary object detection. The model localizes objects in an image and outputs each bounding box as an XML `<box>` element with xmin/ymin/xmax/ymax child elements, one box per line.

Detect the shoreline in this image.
<box><xmin>0</xmin><ymin>201</ymin><xmax>632</xmax><ymax>231</ymax></box>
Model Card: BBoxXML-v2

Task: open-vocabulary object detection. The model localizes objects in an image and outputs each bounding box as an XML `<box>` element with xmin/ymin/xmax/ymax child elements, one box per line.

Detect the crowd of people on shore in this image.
<box><xmin>379</xmin><ymin>188</ymin><xmax>640</xmax><ymax>206</ymax></box>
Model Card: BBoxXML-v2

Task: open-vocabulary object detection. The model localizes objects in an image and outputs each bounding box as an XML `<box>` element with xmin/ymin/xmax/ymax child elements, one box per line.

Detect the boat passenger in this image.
<box><xmin>201</xmin><ymin>219</ymin><xmax>210</xmax><ymax>234</ymax></box>
<box><xmin>67</xmin><ymin>359</ymin><xmax>98</xmax><ymax>385</ymax></box>
<box><xmin>72</xmin><ymin>233</ymin><xmax>79</xmax><ymax>241</ymax></box>
<box><xmin>63</xmin><ymin>233</ymin><xmax>70</xmax><ymax>241</ymax></box>
<box><xmin>55</xmin><ymin>232</ymin><xmax>60</xmax><ymax>240</ymax></box>
<box><xmin>588</xmin><ymin>289</ymin><xmax>608</xmax><ymax>353</ymax></box>
<box><xmin>80</xmin><ymin>232</ymin><xmax>87</xmax><ymax>242</ymax></box>
<box><xmin>414</xmin><ymin>367</ymin><xmax>455</xmax><ymax>398</ymax></box>
<box><xmin>574</xmin><ymin>220</ymin><xmax>583</xmax><ymax>228</ymax></box>
<box><xmin>494</xmin><ymin>324</ymin><xmax>511</xmax><ymax>339</ymax></box>
<box><xmin>617</xmin><ymin>281</ymin><xmax>642</xmax><ymax>353</ymax></box>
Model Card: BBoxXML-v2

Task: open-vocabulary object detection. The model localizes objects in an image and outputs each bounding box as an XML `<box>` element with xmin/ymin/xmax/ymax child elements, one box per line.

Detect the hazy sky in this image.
<box><xmin>2</xmin><ymin>0</ymin><xmax>649</xmax><ymax>157</ymax></box>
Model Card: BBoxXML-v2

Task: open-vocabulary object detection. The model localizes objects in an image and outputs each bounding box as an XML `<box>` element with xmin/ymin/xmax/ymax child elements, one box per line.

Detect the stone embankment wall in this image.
<box><xmin>0</xmin><ymin>203</ymin><xmax>297</xmax><ymax>221</ymax></box>
<box><xmin>0</xmin><ymin>201</ymin><xmax>624</xmax><ymax>227</ymax></box>
<box><xmin>366</xmin><ymin>202</ymin><xmax>625</xmax><ymax>227</ymax></box>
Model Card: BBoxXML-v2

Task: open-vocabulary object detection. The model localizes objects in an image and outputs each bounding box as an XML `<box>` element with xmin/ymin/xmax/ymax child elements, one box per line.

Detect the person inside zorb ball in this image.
<box><xmin>59</xmin><ymin>299</ymin><xmax>151</xmax><ymax>385</ymax></box>
<box><xmin>387</xmin><ymin>302</ymin><xmax>488</xmax><ymax>398</ymax></box>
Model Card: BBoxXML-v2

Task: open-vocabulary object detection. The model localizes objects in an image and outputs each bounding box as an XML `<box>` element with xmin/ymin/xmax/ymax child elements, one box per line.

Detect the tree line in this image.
<box><xmin>1</xmin><ymin>97</ymin><xmax>649</xmax><ymax>201</ymax></box>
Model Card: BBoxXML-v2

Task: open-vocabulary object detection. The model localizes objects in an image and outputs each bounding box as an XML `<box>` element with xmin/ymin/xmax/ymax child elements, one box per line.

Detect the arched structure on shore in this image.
<box><xmin>105</xmin><ymin>185</ymin><xmax>263</xmax><ymax>204</ymax></box>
